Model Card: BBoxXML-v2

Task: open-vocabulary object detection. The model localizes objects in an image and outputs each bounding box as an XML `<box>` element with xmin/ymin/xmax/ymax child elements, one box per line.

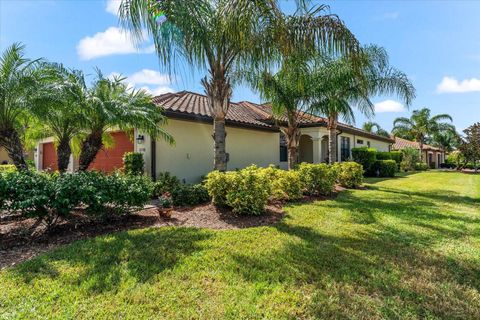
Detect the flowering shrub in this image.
<box><xmin>333</xmin><ymin>162</ymin><xmax>364</xmax><ymax>188</ymax></box>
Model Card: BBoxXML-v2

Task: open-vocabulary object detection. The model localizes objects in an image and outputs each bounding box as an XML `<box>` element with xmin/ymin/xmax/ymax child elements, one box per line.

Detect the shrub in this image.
<box><xmin>415</xmin><ymin>162</ymin><xmax>429</xmax><ymax>171</ymax></box>
<box><xmin>204</xmin><ymin>170</ymin><xmax>233</xmax><ymax>206</ymax></box>
<box><xmin>376</xmin><ymin>152</ymin><xmax>392</xmax><ymax>160</ymax></box>
<box><xmin>333</xmin><ymin>162</ymin><xmax>364</xmax><ymax>188</ymax></box>
<box><xmin>154</xmin><ymin>172</ymin><xmax>181</xmax><ymax>196</ymax></box>
<box><xmin>225</xmin><ymin>166</ymin><xmax>271</xmax><ymax>215</ymax></box>
<box><xmin>259</xmin><ymin>166</ymin><xmax>303</xmax><ymax>201</ymax></box>
<box><xmin>298</xmin><ymin>163</ymin><xmax>338</xmax><ymax>195</ymax></box>
<box><xmin>446</xmin><ymin>150</ymin><xmax>465</xmax><ymax>169</ymax></box>
<box><xmin>400</xmin><ymin>147</ymin><xmax>421</xmax><ymax>172</ymax></box>
<box><xmin>352</xmin><ymin>147</ymin><xmax>377</xmax><ymax>174</ymax></box>
<box><xmin>0</xmin><ymin>164</ymin><xmax>16</xmax><ymax>173</ymax></box>
<box><xmin>372</xmin><ymin>160</ymin><xmax>397</xmax><ymax>177</ymax></box>
<box><xmin>123</xmin><ymin>152</ymin><xmax>144</xmax><ymax>175</ymax></box>
<box><xmin>171</xmin><ymin>183</ymin><xmax>210</xmax><ymax>206</ymax></box>
<box><xmin>389</xmin><ymin>151</ymin><xmax>403</xmax><ymax>165</ymax></box>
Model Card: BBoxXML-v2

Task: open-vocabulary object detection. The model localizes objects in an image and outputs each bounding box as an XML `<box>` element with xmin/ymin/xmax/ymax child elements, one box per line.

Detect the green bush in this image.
<box><xmin>389</xmin><ymin>151</ymin><xmax>403</xmax><ymax>165</ymax></box>
<box><xmin>259</xmin><ymin>166</ymin><xmax>303</xmax><ymax>201</ymax></box>
<box><xmin>225</xmin><ymin>166</ymin><xmax>271</xmax><ymax>215</ymax></box>
<box><xmin>298</xmin><ymin>163</ymin><xmax>338</xmax><ymax>195</ymax></box>
<box><xmin>123</xmin><ymin>152</ymin><xmax>144</xmax><ymax>175</ymax></box>
<box><xmin>154</xmin><ymin>172</ymin><xmax>181</xmax><ymax>196</ymax></box>
<box><xmin>0</xmin><ymin>164</ymin><xmax>16</xmax><ymax>173</ymax></box>
<box><xmin>333</xmin><ymin>162</ymin><xmax>364</xmax><ymax>188</ymax></box>
<box><xmin>352</xmin><ymin>147</ymin><xmax>377</xmax><ymax>174</ymax></box>
<box><xmin>415</xmin><ymin>162</ymin><xmax>429</xmax><ymax>171</ymax></box>
<box><xmin>376</xmin><ymin>152</ymin><xmax>392</xmax><ymax>160</ymax></box>
<box><xmin>171</xmin><ymin>183</ymin><xmax>210</xmax><ymax>206</ymax></box>
<box><xmin>400</xmin><ymin>147</ymin><xmax>421</xmax><ymax>172</ymax></box>
<box><xmin>204</xmin><ymin>170</ymin><xmax>233</xmax><ymax>207</ymax></box>
<box><xmin>372</xmin><ymin>160</ymin><xmax>397</xmax><ymax>177</ymax></box>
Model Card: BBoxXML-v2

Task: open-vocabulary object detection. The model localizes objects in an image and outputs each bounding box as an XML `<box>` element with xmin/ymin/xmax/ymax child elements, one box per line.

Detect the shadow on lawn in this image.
<box><xmin>13</xmin><ymin>227</ymin><xmax>212</xmax><ymax>293</ymax></box>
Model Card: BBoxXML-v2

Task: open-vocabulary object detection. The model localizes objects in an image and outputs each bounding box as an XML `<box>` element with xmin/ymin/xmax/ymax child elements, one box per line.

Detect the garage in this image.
<box><xmin>88</xmin><ymin>131</ymin><xmax>134</xmax><ymax>172</ymax></box>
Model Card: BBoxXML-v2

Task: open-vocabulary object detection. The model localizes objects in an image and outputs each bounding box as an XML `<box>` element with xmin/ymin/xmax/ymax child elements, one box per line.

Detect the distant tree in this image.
<box><xmin>362</xmin><ymin>121</ymin><xmax>390</xmax><ymax>137</ymax></box>
<box><xmin>460</xmin><ymin>122</ymin><xmax>480</xmax><ymax>172</ymax></box>
<box><xmin>0</xmin><ymin>43</ymin><xmax>44</xmax><ymax>170</ymax></box>
<box><xmin>431</xmin><ymin>129</ymin><xmax>461</xmax><ymax>153</ymax></box>
<box><xmin>309</xmin><ymin>45</ymin><xmax>415</xmax><ymax>163</ymax></box>
<box><xmin>393</xmin><ymin>108</ymin><xmax>454</xmax><ymax>159</ymax></box>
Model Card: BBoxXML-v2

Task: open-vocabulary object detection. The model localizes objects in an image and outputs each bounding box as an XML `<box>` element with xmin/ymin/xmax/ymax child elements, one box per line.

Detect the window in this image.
<box><xmin>341</xmin><ymin>137</ymin><xmax>351</xmax><ymax>161</ymax></box>
<box><xmin>367</xmin><ymin>141</ymin><xmax>371</xmax><ymax>148</ymax></box>
<box><xmin>357</xmin><ymin>139</ymin><xmax>364</xmax><ymax>145</ymax></box>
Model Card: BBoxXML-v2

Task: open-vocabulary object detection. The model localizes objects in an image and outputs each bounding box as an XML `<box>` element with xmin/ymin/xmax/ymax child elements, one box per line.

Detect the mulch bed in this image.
<box><xmin>0</xmin><ymin>203</ymin><xmax>285</xmax><ymax>269</ymax></box>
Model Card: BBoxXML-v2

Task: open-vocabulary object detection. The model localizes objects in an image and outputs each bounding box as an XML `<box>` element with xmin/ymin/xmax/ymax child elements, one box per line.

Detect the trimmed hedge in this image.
<box><xmin>333</xmin><ymin>162</ymin><xmax>364</xmax><ymax>188</ymax></box>
<box><xmin>123</xmin><ymin>152</ymin><xmax>144</xmax><ymax>175</ymax></box>
<box><xmin>415</xmin><ymin>162</ymin><xmax>429</xmax><ymax>171</ymax></box>
<box><xmin>376</xmin><ymin>152</ymin><xmax>392</xmax><ymax>160</ymax></box>
<box><xmin>171</xmin><ymin>184</ymin><xmax>210</xmax><ymax>206</ymax></box>
<box><xmin>297</xmin><ymin>163</ymin><xmax>338</xmax><ymax>196</ymax></box>
<box><xmin>352</xmin><ymin>147</ymin><xmax>377</xmax><ymax>174</ymax></box>
<box><xmin>373</xmin><ymin>160</ymin><xmax>397</xmax><ymax>177</ymax></box>
<box><xmin>259</xmin><ymin>166</ymin><xmax>303</xmax><ymax>201</ymax></box>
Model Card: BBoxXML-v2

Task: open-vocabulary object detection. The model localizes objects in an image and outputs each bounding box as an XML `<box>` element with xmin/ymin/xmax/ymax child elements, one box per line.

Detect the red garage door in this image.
<box><xmin>88</xmin><ymin>131</ymin><xmax>134</xmax><ymax>173</ymax></box>
<box><xmin>42</xmin><ymin>142</ymin><xmax>58</xmax><ymax>171</ymax></box>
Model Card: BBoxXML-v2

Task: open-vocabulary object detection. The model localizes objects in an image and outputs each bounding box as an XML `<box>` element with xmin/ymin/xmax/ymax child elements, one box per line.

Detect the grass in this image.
<box><xmin>1</xmin><ymin>171</ymin><xmax>479</xmax><ymax>319</ymax></box>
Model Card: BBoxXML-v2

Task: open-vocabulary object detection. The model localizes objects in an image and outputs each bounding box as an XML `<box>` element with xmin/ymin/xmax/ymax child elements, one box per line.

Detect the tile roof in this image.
<box><xmin>153</xmin><ymin>91</ymin><xmax>394</xmax><ymax>142</ymax></box>
<box><xmin>391</xmin><ymin>136</ymin><xmax>443</xmax><ymax>151</ymax></box>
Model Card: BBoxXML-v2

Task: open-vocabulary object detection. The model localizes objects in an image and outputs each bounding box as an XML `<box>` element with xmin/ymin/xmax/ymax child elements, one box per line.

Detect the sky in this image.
<box><xmin>1</xmin><ymin>0</ymin><xmax>479</xmax><ymax>132</ymax></box>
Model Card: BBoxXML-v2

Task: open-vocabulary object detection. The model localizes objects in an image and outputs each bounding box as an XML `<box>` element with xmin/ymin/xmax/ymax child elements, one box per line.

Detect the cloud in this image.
<box><xmin>374</xmin><ymin>12</ymin><xmax>399</xmax><ymax>21</ymax></box>
<box><xmin>77</xmin><ymin>27</ymin><xmax>154</xmax><ymax>60</ymax></box>
<box><xmin>108</xmin><ymin>69</ymin><xmax>175</xmax><ymax>96</ymax></box>
<box><xmin>436</xmin><ymin>76</ymin><xmax>480</xmax><ymax>93</ymax></box>
<box><xmin>106</xmin><ymin>0</ymin><xmax>121</xmax><ymax>16</ymax></box>
<box><xmin>374</xmin><ymin>100</ymin><xmax>406</xmax><ymax>113</ymax></box>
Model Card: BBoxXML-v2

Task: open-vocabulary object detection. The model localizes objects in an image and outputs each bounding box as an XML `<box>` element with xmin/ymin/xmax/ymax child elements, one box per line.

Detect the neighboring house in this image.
<box><xmin>0</xmin><ymin>147</ymin><xmax>34</xmax><ymax>165</ymax></box>
<box><xmin>34</xmin><ymin>91</ymin><xmax>394</xmax><ymax>182</ymax></box>
<box><xmin>391</xmin><ymin>136</ymin><xmax>445</xmax><ymax>169</ymax></box>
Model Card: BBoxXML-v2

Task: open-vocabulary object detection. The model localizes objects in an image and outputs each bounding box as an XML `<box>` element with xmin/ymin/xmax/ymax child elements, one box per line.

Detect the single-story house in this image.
<box><xmin>34</xmin><ymin>91</ymin><xmax>394</xmax><ymax>182</ymax></box>
<box><xmin>391</xmin><ymin>136</ymin><xmax>445</xmax><ymax>168</ymax></box>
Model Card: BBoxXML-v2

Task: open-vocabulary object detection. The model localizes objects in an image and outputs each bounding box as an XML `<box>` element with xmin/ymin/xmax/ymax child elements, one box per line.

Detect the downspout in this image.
<box><xmin>336</xmin><ymin>129</ymin><xmax>343</xmax><ymax>161</ymax></box>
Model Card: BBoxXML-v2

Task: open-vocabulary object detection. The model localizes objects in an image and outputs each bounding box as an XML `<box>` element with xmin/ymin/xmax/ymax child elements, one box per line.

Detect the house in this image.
<box><xmin>34</xmin><ymin>91</ymin><xmax>394</xmax><ymax>182</ymax></box>
<box><xmin>391</xmin><ymin>136</ymin><xmax>445</xmax><ymax>168</ymax></box>
<box><xmin>0</xmin><ymin>147</ymin><xmax>34</xmax><ymax>165</ymax></box>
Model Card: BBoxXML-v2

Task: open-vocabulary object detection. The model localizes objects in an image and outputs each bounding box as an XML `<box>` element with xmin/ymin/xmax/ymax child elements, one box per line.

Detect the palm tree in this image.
<box><xmin>0</xmin><ymin>43</ymin><xmax>44</xmax><ymax>170</ymax></box>
<box><xmin>431</xmin><ymin>129</ymin><xmax>460</xmax><ymax>153</ymax></box>
<box><xmin>119</xmin><ymin>0</ymin><xmax>358</xmax><ymax>171</ymax></box>
<box><xmin>77</xmin><ymin>71</ymin><xmax>173</xmax><ymax>171</ymax></box>
<box><xmin>362</xmin><ymin>121</ymin><xmax>390</xmax><ymax>137</ymax></box>
<box><xmin>249</xmin><ymin>55</ymin><xmax>311</xmax><ymax>169</ymax></box>
<box><xmin>392</xmin><ymin>108</ymin><xmax>453</xmax><ymax>160</ymax></box>
<box><xmin>31</xmin><ymin>64</ymin><xmax>87</xmax><ymax>172</ymax></box>
<box><xmin>309</xmin><ymin>45</ymin><xmax>415</xmax><ymax>163</ymax></box>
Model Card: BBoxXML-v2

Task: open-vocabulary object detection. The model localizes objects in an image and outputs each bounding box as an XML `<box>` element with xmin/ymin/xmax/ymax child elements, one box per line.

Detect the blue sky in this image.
<box><xmin>1</xmin><ymin>0</ymin><xmax>479</xmax><ymax>132</ymax></box>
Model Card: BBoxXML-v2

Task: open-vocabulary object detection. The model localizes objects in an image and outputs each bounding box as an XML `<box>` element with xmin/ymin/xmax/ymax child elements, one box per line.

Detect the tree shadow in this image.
<box><xmin>11</xmin><ymin>227</ymin><xmax>212</xmax><ymax>293</ymax></box>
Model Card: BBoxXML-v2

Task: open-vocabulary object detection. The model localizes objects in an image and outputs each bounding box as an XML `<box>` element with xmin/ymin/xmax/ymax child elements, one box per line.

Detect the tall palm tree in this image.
<box><xmin>119</xmin><ymin>0</ymin><xmax>358</xmax><ymax>171</ymax></box>
<box><xmin>431</xmin><ymin>129</ymin><xmax>460</xmax><ymax>153</ymax></box>
<box><xmin>77</xmin><ymin>71</ymin><xmax>173</xmax><ymax>171</ymax></box>
<box><xmin>0</xmin><ymin>43</ymin><xmax>44</xmax><ymax>170</ymax></box>
<box><xmin>309</xmin><ymin>45</ymin><xmax>415</xmax><ymax>163</ymax></box>
<box><xmin>31</xmin><ymin>64</ymin><xmax>87</xmax><ymax>172</ymax></box>
<box><xmin>392</xmin><ymin>108</ymin><xmax>453</xmax><ymax>160</ymax></box>
<box><xmin>249</xmin><ymin>55</ymin><xmax>311</xmax><ymax>169</ymax></box>
<box><xmin>362</xmin><ymin>121</ymin><xmax>390</xmax><ymax>137</ymax></box>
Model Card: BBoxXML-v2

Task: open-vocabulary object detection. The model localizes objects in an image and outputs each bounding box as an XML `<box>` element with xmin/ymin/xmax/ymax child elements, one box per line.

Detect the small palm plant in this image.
<box><xmin>362</xmin><ymin>121</ymin><xmax>390</xmax><ymax>137</ymax></box>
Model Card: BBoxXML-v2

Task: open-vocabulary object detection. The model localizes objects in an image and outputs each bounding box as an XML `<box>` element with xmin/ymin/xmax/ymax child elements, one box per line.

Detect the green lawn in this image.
<box><xmin>1</xmin><ymin>172</ymin><xmax>479</xmax><ymax>319</ymax></box>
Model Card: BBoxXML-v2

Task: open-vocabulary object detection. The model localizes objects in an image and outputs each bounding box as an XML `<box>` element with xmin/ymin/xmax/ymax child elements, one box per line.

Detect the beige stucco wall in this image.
<box><xmin>151</xmin><ymin>119</ymin><xmax>280</xmax><ymax>183</ymax></box>
<box><xmin>0</xmin><ymin>147</ymin><xmax>34</xmax><ymax>165</ymax></box>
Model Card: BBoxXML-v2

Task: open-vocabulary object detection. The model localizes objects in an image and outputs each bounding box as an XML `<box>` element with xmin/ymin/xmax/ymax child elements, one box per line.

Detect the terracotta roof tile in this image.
<box><xmin>391</xmin><ymin>136</ymin><xmax>442</xmax><ymax>151</ymax></box>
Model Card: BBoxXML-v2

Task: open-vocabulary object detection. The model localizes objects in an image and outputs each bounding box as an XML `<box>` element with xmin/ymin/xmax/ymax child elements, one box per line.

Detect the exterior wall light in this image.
<box><xmin>136</xmin><ymin>135</ymin><xmax>145</xmax><ymax>145</ymax></box>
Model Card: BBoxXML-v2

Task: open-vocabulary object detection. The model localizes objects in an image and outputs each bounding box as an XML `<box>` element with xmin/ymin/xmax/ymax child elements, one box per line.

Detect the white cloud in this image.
<box><xmin>77</xmin><ymin>27</ymin><xmax>154</xmax><ymax>60</ymax></box>
<box><xmin>374</xmin><ymin>12</ymin><xmax>399</xmax><ymax>21</ymax></box>
<box><xmin>108</xmin><ymin>69</ymin><xmax>175</xmax><ymax>96</ymax></box>
<box><xmin>106</xmin><ymin>0</ymin><xmax>121</xmax><ymax>16</ymax></box>
<box><xmin>436</xmin><ymin>76</ymin><xmax>480</xmax><ymax>93</ymax></box>
<box><xmin>374</xmin><ymin>100</ymin><xmax>406</xmax><ymax>113</ymax></box>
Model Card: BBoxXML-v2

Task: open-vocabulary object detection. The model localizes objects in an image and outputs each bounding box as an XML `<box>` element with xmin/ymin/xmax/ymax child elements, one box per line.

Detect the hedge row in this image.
<box><xmin>153</xmin><ymin>172</ymin><xmax>210</xmax><ymax>207</ymax></box>
<box><xmin>0</xmin><ymin>171</ymin><xmax>153</xmax><ymax>229</ymax></box>
<box><xmin>351</xmin><ymin>147</ymin><xmax>402</xmax><ymax>177</ymax></box>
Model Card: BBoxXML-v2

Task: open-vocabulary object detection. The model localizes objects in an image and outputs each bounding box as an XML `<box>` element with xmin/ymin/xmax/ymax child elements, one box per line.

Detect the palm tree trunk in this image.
<box><xmin>282</xmin><ymin>125</ymin><xmax>301</xmax><ymax>170</ymax></box>
<box><xmin>202</xmin><ymin>74</ymin><xmax>232</xmax><ymax>172</ymax></box>
<box><xmin>78</xmin><ymin>130</ymin><xmax>103</xmax><ymax>171</ymax></box>
<box><xmin>327</xmin><ymin>115</ymin><xmax>338</xmax><ymax>164</ymax></box>
<box><xmin>0</xmin><ymin>127</ymin><xmax>28</xmax><ymax>170</ymax></box>
<box><xmin>57</xmin><ymin>137</ymin><xmax>71</xmax><ymax>173</ymax></box>
<box><xmin>418</xmin><ymin>140</ymin><xmax>424</xmax><ymax>163</ymax></box>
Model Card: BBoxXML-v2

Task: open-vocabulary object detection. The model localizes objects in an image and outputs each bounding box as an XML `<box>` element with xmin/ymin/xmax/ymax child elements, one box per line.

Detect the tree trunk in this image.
<box><xmin>0</xmin><ymin>127</ymin><xmax>28</xmax><ymax>170</ymax></box>
<box><xmin>202</xmin><ymin>73</ymin><xmax>232</xmax><ymax>172</ymax></box>
<box><xmin>78</xmin><ymin>130</ymin><xmax>103</xmax><ymax>171</ymax></box>
<box><xmin>213</xmin><ymin>118</ymin><xmax>227</xmax><ymax>171</ymax></box>
<box><xmin>327</xmin><ymin>115</ymin><xmax>338</xmax><ymax>164</ymax></box>
<box><xmin>57</xmin><ymin>137</ymin><xmax>72</xmax><ymax>173</ymax></box>
<box><xmin>418</xmin><ymin>140</ymin><xmax>424</xmax><ymax>163</ymax></box>
<box><xmin>282</xmin><ymin>124</ymin><xmax>301</xmax><ymax>170</ymax></box>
